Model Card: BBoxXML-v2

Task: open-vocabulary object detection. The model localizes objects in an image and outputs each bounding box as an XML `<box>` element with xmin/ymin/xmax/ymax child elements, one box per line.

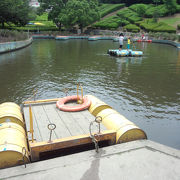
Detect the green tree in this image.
<box><xmin>163</xmin><ymin>0</ymin><xmax>177</xmax><ymax>14</ymax></box>
<box><xmin>152</xmin><ymin>0</ymin><xmax>161</xmax><ymax>22</ymax></box>
<box><xmin>59</xmin><ymin>0</ymin><xmax>100</xmax><ymax>33</ymax></box>
<box><xmin>38</xmin><ymin>0</ymin><xmax>68</xmax><ymax>29</ymax></box>
<box><xmin>0</xmin><ymin>0</ymin><xmax>31</xmax><ymax>28</ymax></box>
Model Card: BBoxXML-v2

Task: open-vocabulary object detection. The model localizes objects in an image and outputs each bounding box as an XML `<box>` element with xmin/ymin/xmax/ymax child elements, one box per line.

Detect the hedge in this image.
<box><xmin>92</xmin><ymin>15</ymin><xmax>129</xmax><ymax>30</ymax></box>
<box><xmin>117</xmin><ymin>9</ymin><xmax>142</xmax><ymax>23</ymax></box>
<box><xmin>129</xmin><ymin>4</ymin><xmax>150</xmax><ymax>16</ymax></box>
<box><xmin>140</xmin><ymin>19</ymin><xmax>176</xmax><ymax>33</ymax></box>
<box><xmin>145</xmin><ymin>5</ymin><xmax>170</xmax><ymax>18</ymax></box>
<box><xmin>99</xmin><ymin>3</ymin><xmax>125</xmax><ymax>18</ymax></box>
<box><xmin>123</xmin><ymin>24</ymin><xmax>140</xmax><ymax>32</ymax></box>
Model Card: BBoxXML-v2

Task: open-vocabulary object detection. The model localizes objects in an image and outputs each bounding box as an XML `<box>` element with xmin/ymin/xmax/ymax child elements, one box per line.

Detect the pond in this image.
<box><xmin>0</xmin><ymin>39</ymin><xmax>180</xmax><ymax>149</ymax></box>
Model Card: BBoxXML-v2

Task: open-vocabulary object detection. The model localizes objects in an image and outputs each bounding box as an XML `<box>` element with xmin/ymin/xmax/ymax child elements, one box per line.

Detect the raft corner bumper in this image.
<box><xmin>116</xmin><ymin>126</ymin><xmax>147</xmax><ymax>144</ymax></box>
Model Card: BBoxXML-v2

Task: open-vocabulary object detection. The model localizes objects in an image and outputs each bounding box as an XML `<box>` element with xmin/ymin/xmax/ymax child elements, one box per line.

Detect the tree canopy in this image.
<box><xmin>163</xmin><ymin>0</ymin><xmax>177</xmax><ymax>14</ymax></box>
<box><xmin>0</xmin><ymin>0</ymin><xmax>31</xmax><ymax>27</ymax></box>
<box><xmin>39</xmin><ymin>0</ymin><xmax>99</xmax><ymax>31</ymax></box>
<box><xmin>38</xmin><ymin>0</ymin><xmax>68</xmax><ymax>29</ymax></box>
<box><xmin>59</xmin><ymin>0</ymin><xmax>100</xmax><ymax>32</ymax></box>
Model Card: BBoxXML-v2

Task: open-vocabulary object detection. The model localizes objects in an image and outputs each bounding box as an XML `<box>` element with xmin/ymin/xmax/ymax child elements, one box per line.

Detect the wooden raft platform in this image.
<box><xmin>23</xmin><ymin>99</ymin><xmax>116</xmax><ymax>161</ymax></box>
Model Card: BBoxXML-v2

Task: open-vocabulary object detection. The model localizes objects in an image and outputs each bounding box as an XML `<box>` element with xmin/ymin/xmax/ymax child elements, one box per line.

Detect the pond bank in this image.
<box><xmin>0</xmin><ymin>38</ymin><xmax>33</xmax><ymax>54</ymax></box>
<box><xmin>33</xmin><ymin>35</ymin><xmax>180</xmax><ymax>48</ymax></box>
<box><xmin>0</xmin><ymin>35</ymin><xmax>180</xmax><ymax>54</ymax></box>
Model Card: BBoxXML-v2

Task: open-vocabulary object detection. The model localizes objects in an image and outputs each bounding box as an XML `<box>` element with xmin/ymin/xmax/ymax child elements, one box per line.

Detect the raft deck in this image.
<box><xmin>23</xmin><ymin>99</ymin><xmax>116</xmax><ymax>161</ymax></box>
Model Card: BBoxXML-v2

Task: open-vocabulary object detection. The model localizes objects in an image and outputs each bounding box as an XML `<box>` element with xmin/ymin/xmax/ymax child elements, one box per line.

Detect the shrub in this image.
<box><xmin>154</xmin><ymin>22</ymin><xmax>176</xmax><ymax>33</ymax></box>
<box><xmin>145</xmin><ymin>5</ymin><xmax>170</xmax><ymax>18</ymax></box>
<box><xmin>128</xmin><ymin>15</ymin><xmax>142</xmax><ymax>23</ymax></box>
<box><xmin>99</xmin><ymin>3</ymin><xmax>125</xmax><ymax>18</ymax></box>
<box><xmin>117</xmin><ymin>8</ymin><xmax>142</xmax><ymax>23</ymax></box>
<box><xmin>178</xmin><ymin>24</ymin><xmax>180</xmax><ymax>30</ymax></box>
<box><xmin>123</xmin><ymin>24</ymin><xmax>140</xmax><ymax>32</ymax></box>
<box><xmin>0</xmin><ymin>30</ymin><xmax>28</xmax><ymax>42</ymax></box>
<box><xmin>148</xmin><ymin>32</ymin><xmax>178</xmax><ymax>41</ymax></box>
<box><xmin>140</xmin><ymin>19</ymin><xmax>176</xmax><ymax>33</ymax></box>
<box><xmin>92</xmin><ymin>15</ymin><xmax>129</xmax><ymax>30</ymax></box>
<box><xmin>129</xmin><ymin>4</ymin><xmax>150</xmax><ymax>17</ymax></box>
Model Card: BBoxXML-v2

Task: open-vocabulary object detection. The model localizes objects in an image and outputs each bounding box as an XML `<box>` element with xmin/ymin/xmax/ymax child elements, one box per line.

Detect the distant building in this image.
<box><xmin>29</xmin><ymin>0</ymin><xmax>40</xmax><ymax>7</ymax></box>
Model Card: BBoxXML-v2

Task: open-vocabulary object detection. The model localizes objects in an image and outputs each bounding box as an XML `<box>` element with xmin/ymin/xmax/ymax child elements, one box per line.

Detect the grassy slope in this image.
<box><xmin>94</xmin><ymin>4</ymin><xmax>178</xmax><ymax>33</ymax></box>
<box><xmin>159</xmin><ymin>14</ymin><xmax>180</xmax><ymax>28</ymax></box>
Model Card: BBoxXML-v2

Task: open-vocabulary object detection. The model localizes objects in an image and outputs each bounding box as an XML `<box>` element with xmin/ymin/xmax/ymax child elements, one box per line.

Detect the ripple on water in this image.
<box><xmin>0</xmin><ymin>40</ymin><xmax>180</xmax><ymax>149</ymax></box>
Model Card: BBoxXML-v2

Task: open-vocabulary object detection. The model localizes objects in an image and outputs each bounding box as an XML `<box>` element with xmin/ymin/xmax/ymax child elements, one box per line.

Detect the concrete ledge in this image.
<box><xmin>0</xmin><ymin>38</ymin><xmax>33</xmax><ymax>54</ymax></box>
<box><xmin>0</xmin><ymin>140</ymin><xmax>179</xmax><ymax>180</ymax></box>
<box><xmin>152</xmin><ymin>39</ymin><xmax>180</xmax><ymax>48</ymax></box>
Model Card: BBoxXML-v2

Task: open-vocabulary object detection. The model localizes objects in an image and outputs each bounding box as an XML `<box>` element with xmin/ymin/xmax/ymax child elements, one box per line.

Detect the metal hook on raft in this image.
<box><xmin>89</xmin><ymin>116</ymin><xmax>102</xmax><ymax>153</ymax></box>
<box><xmin>18</xmin><ymin>147</ymin><xmax>27</xmax><ymax>168</ymax></box>
<box><xmin>47</xmin><ymin>123</ymin><xmax>56</xmax><ymax>143</ymax></box>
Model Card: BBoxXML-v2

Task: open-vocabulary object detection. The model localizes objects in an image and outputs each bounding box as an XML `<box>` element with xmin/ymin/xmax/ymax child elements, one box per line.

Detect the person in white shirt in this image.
<box><xmin>119</xmin><ymin>33</ymin><xmax>124</xmax><ymax>51</ymax></box>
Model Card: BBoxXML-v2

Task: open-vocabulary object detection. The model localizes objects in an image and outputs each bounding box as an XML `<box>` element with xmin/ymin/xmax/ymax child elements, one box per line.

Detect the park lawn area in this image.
<box><xmin>35</xmin><ymin>13</ymin><xmax>49</xmax><ymax>21</ymax></box>
<box><xmin>159</xmin><ymin>14</ymin><xmax>180</xmax><ymax>28</ymax></box>
<box><xmin>4</xmin><ymin>13</ymin><xmax>58</xmax><ymax>31</ymax></box>
<box><xmin>24</xmin><ymin>13</ymin><xmax>58</xmax><ymax>31</ymax></box>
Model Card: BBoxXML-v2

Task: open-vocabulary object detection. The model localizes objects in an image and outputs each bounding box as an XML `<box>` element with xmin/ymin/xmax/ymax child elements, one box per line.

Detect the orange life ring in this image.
<box><xmin>56</xmin><ymin>95</ymin><xmax>91</xmax><ymax>112</ymax></box>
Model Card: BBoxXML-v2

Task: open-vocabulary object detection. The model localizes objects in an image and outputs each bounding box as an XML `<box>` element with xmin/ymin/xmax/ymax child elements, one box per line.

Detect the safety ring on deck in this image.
<box><xmin>56</xmin><ymin>95</ymin><xmax>91</xmax><ymax>112</ymax></box>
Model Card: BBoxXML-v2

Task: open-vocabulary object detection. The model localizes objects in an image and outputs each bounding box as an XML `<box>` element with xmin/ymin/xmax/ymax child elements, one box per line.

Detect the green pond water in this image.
<box><xmin>0</xmin><ymin>39</ymin><xmax>180</xmax><ymax>149</ymax></box>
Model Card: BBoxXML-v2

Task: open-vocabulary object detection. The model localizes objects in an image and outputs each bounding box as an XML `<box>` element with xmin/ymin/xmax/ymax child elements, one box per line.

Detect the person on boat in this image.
<box><xmin>119</xmin><ymin>33</ymin><xmax>124</xmax><ymax>51</ymax></box>
<box><xmin>127</xmin><ymin>37</ymin><xmax>131</xmax><ymax>50</ymax></box>
<box><xmin>142</xmin><ymin>34</ymin><xmax>144</xmax><ymax>40</ymax></box>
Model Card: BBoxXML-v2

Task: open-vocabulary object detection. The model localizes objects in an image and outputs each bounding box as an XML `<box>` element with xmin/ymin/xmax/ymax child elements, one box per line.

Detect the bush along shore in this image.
<box><xmin>0</xmin><ymin>30</ymin><xmax>29</xmax><ymax>43</ymax></box>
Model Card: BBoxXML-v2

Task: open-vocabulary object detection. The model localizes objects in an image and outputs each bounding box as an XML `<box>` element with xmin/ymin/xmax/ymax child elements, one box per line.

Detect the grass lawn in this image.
<box><xmin>159</xmin><ymin>14</ymin><xmax>180</xmax><ymax>28</ymax></box>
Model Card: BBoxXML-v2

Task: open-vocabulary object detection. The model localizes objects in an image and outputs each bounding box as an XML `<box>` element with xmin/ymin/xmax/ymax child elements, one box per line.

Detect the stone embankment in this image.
<box><xmin>0</xmin><ymin>38</ymin><xmax>33</xmax><ymax>54</ymax></box>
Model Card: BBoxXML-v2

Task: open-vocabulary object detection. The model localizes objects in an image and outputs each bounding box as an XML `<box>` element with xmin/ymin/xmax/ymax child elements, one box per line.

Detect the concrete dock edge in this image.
<box><xmin>0</xmin><ymin>38</ymin><xmax>33</xmax><ymax>54</ymax></box>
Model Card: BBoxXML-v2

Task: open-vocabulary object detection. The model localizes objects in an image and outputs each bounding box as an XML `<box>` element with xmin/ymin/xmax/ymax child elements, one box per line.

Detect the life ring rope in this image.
<box><xmin>56</xmin><ymin>95</ymin><xmax>91</xmax><ymax>112</ymax></box>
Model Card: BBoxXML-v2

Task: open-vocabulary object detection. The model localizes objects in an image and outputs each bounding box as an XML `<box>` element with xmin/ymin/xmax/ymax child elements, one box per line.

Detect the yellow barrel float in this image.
<box><xmin>0</xmin><ymin>102</ymin><xmax>24</xmax><ymax>128</ymax></box>
<box><xmin>0</xmin><ymin>122</ymin><xmax>29</xmax><ymax>169</ymax></box>
<box><xmin>97</xmin><ymin>109</ymin><xmax>147</xmax><ymax>143</ymax></box>
<box><xmin>86</xmin><ymin>95</ymin><xmax>112</xmax><ymax>116</ymax></box>
<box><xmin>88</xmin><ymin>96</ymin><xmax>147</xmax><ymax>143</ymax></box>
